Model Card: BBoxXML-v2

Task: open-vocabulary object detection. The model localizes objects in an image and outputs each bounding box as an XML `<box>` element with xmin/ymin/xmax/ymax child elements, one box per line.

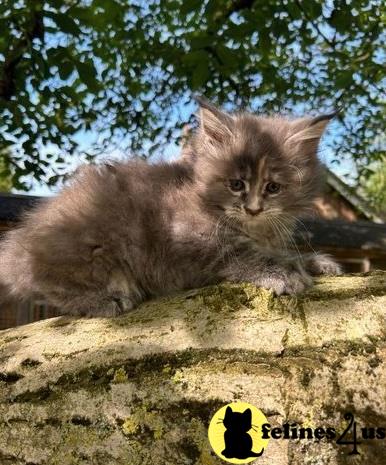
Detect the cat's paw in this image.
<box><xmin>85</xmin><ymin>296</ymin><xmax>135</xmax><ymax>317</ymax></box>
<box><xmin>305</xmin><ymin>253</ymin><xmax>342</xmax><ymax>276</ymax></box>
<box><xmin>257</xmin><ymin>267</ymin><xmax>312</xmax><ymax>296</ymax></box>
<box><xmin>56</xmin><ymin>292</ymin><xmax>138</xmax><ymax>317</ymax></box>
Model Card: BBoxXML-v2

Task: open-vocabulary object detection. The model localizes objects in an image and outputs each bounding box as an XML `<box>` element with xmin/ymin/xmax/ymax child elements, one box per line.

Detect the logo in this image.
<box><xmin>209</xmin><ymin>405</ymin><xmax>386</xmax><ymax>460</ymax></box>
<box><xmin>208</xmin><ymin>402</ymin><xmax>270</xmax><ymax>463</ymax></box>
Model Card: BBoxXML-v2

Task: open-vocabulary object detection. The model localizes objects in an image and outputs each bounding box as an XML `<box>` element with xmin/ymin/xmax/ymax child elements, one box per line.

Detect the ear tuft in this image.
<box><xmin>286</xmin><ymin>113</ymin><xmax>336</xmax><ymax>146</ymax></box>
<box><xmin>310</xmin><ymin>111</ymin><xmax>338</xmax><ymax>126</ymax></box>
<box><xmin>195</xmin><ymin>95</ymin><xmax>233</xmax><ymax>144</ymax></box>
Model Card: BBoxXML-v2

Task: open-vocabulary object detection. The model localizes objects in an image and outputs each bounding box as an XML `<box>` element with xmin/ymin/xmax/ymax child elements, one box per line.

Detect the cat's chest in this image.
<box><xmin>251</xmin><ymin>232</ymin><xmax>279</xmax><ymax>248</ymax></box>
<box><xmin>171</xmin><ymin>220</ymin><xmax>211</xmax><ymax>242</ymax></box>
<box><xmin>243</xmin><ymin>223</ymin><xmax>284</xmax><ymax>249</ymax></box>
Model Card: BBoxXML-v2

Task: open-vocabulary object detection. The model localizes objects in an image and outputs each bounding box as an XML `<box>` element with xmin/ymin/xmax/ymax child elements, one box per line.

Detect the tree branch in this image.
<box><xmin>0</xmin><ymin>2</ymin><xmax>44</xmax><ymax>100</ymax></box>
<box><xmin>293</xmin><ymin>0</ymin><xmax>335</xmax><ymax>49</ymax></box>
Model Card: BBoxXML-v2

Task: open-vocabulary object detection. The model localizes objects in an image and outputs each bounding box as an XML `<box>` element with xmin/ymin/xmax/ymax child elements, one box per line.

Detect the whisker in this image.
<box><xmin>267</xmin><ymin>216</ymin><xmax>289</xmax><ymax>252</ymax></box>
<box><xmin>282</xmin><ymin>213</ymin><xmax>318</xmax><ymax>255</ymax></box>
<box><xmin>275</xmin><ymin>216</ymin><xmax>304</xmax><ymax>263</ymax></box>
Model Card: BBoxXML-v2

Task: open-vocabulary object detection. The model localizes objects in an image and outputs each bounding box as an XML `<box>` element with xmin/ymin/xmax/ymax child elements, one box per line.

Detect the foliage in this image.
<box><xmin>361</xmin><ymin>159</ymin><xmax>386</xmax><ymax>214</ymax></box>
<box><xmin>0</xmin><ymin>157</ymin><xmax>12</xmax><ymax>192</ymax></box>
<box><xmin>0</xmin><ymin>0</ymin><xmax>385</xmax><ymax>189</ymax></box>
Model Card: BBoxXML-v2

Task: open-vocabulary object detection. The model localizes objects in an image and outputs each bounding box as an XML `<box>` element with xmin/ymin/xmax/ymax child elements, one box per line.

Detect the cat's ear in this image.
<box><xmin>286</xmin><ymin>112</ymin><xmax>337</xmax><ymax>148</ymax></box>
<box><xmin>195</xmin><ymin>96</ymin><xmax>233</xmax><ymax>144</ymax></box>
<box><xmin>242</xmin><ymin>408</ymin><xmax>252</xmax><ymax>423</ymax></box>
<box><xmin>224</xmin><ymin>406</ymin><xmax>233</xmax><ymax>418</ymax></box>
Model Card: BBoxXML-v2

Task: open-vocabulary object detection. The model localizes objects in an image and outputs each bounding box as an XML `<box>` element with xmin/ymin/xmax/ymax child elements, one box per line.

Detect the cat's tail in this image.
<box><xmin>0</xmin><ymin>240</ymin><xmax>11</xmax><ymax>305</ymax></box>
<box><xmin>0</xmin><ymin>229</ymin><xmax>35</xmax><ymax>304</ymax></box>
<box><xmin>0</xmin><ymin>282</ymin><xmax>9</xmax><ymax>306</ymax></box>
<box><xmin>0</xmin><ymin>257</ymin><xmax>15</xmax><ymax>308</ymax></box>
<box><xmin>249</xmin><ymin>448</ymin><xmax>265</xmax><ymax>457</ymax></box>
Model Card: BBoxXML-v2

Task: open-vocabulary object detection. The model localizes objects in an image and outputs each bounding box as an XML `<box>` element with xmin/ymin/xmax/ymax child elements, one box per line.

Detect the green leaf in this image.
<box><xmin>227</xmin><ymin>21</ymin><xmax>257</xmax><ymax>40</ymax></box>
<box><xmin>76</xmin><ymin>60</ymin><xmax>99</xmax><ymax>92</ymax></box>
<box><xmin>191</xmin><ymin>61</ymin><xmax>210</xmax><ymax>90</ymax></box>
<box><xmin>303</xmin><ymin>1</ymin><xmax>322</xmax><ymax>19</ymax></box>
<box><xmin>58</xmin><ymin>61</ymin><xmax>74</xmax><ymax>80</ymax></box>
<box><xmin>215</xmin><ymin>45</ymin><xmax>239</xmax><ymax>69</ymax></box>
<box><xmin>329</xmin><ymin>9</ymin><xmax>352</xmax><ymax>34</ymax></box>
<box><xmin>52</xmin><ymin>13</ymin><xmax>81</xmax><ymax>35</ymax></box>
<box><xmin>180</xmin><ymin>0</ymin><xmax>202</xmax><ymax>16</ymax></box>
<box><xmin>336</xmin><ymin>70</ymin><xmax>353</xmax><ymax>88</ymax></box>
<box><xmin>286</xmin><ymin>3</ymin><xmax>301</xmax><ymax>20</ymax></box>
<box><xmin>188</xmin><ymin>33</ymin><xmax>213</xmax><ymax>50</ymax></box>
<box><xmin>182</xmin><ymin>50</ymin><xmax>209</xmax><ymax>66</ymax></box>
<box><xmin>258</xmin><ymin>29</ymin><xmax>271</xmax><ymax>54</ymax></box>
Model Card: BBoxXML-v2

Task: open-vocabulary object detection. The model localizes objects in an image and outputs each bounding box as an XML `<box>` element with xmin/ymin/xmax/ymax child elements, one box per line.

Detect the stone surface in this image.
<box><xmin>0</xmin><ymin>272</ymin><xmax>385</xmax><ymax>464</ymax></box>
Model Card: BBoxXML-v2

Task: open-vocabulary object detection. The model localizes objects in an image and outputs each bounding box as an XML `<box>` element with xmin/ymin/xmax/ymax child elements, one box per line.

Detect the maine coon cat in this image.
<box><xmin>0</xmin><ymin>97</ymin><xmax>341</xmax><ymax>317</ymax></box>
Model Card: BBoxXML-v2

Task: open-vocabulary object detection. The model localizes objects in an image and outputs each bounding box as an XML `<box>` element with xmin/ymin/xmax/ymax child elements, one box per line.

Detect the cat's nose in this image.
<box><xmin>245</xmin><ymin>206</ymin><xmax>263</xmax><ymax>216</ymax></box>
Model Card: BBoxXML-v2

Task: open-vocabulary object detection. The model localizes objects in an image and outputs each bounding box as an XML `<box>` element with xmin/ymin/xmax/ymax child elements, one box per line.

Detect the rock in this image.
<box><xmin>0</xmin><ymin>272</ymin><xmax>385</xmax><ymax>464</ymax></box>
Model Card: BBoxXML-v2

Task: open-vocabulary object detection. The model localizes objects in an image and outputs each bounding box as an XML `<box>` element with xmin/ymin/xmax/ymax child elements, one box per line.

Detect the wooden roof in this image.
<box><xmin>0</xmin><ymin>193</ymin><xmax>42</xmax><ymax>222</ymax></box>
<box><xmin>325</xmin><ymin>170</ymin><xmax>384</xmax><ymax>223</ymax></box>
<box><xmin>296</xmin><ymin>219</ymin><xmax>386</xmax><ymax>258</ymax></box>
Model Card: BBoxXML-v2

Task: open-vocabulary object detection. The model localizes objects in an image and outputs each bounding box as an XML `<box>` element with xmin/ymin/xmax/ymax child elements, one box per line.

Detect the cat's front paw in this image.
<box><xmin>304</xmin><ymin>253</ymin><xmax>342</xmax><ymax>276</ymax></box>
<box><xmin>86</xmin><ymin>295</ymin><xmax>135</xmax><ymax>317</ymax></box>
<box><xmin>57</xmin><ymin>292</ymin><xmax>138</xmax><ymax>317</ymax></box>
<box><xmin>257</xmin><ymin>267</ymin><xmax>312</xmax><ymax>296</ymax></box>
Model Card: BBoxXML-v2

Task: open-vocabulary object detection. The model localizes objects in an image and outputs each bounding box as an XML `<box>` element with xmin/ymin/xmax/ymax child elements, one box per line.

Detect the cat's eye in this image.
<box><xmin>229</xmin><ymin>179</ymin><xmax>245</xmax><ymax>192</ymax></box>
<box><xmin>265</xmin><ymin>182</ymin><xmax>281</xmax><ymax>194</ymax></box>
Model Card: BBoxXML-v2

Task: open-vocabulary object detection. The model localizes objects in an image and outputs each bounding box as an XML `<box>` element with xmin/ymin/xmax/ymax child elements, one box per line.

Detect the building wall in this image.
<box><xmin>314</xmin><ymin>193</ymin><xmax>361</xmax><ymax>222</ymax></box>
<box><xmin>0</xmin><ymin>219</ymin><xmax>60</xmax><ymax>329</ymax></box>
<box><xmin>0</xmin><ymin>298</ymin><xmax>59</xmax><ymax>330</ymax></box>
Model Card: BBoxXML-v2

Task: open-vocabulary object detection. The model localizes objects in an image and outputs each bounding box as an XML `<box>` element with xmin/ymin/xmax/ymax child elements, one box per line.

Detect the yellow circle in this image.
<box><xmin>208</xmin><ymin>402</ymin><xmax>270</xmax><ymax>463</ymax></box>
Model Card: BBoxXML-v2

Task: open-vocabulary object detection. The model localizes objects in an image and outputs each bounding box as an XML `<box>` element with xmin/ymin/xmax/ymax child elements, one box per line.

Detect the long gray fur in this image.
<box><xmin>0</xmin><ymin>99</ymin><xmax>341</xmax><ymax>316</ymax></box>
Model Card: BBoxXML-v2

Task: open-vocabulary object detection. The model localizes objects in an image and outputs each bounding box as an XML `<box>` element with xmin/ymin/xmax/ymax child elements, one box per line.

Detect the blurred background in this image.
<box><xmin>0</xmin><ymin>0</ymin><xmax>385</xmax><ymax>328</ymax></box>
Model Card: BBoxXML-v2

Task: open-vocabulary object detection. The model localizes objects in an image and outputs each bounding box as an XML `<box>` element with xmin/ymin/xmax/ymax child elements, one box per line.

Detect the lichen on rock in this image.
<box><xmin>0</xmin><ymin>272</ymin><xmax>385</xmax><ymax>464</ymax></box>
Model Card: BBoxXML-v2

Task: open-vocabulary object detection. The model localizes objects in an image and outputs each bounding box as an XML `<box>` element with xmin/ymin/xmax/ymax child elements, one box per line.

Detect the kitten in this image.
<box><xmin>0</xmin><ymin>98</ymin><xmax>341</xmax><ymax>317</ymax></box>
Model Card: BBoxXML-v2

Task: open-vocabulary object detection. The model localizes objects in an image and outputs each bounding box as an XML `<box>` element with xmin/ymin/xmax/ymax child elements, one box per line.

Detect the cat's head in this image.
<box><xmin>187</xmin><ymin>97</ymin><xmax>334</xmax><ymax>231</ymax></box>
<box><xmin>223</xmin><ymin>406</ymin><xmax>252</xmax><ymax>432</ymax></box>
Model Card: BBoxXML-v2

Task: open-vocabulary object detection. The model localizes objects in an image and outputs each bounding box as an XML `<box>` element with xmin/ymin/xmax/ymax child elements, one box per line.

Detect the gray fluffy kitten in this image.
<box><xmin>0</xmin><ymin>98</ymin><xmax>341</xmax><ymax>317</ymax></box>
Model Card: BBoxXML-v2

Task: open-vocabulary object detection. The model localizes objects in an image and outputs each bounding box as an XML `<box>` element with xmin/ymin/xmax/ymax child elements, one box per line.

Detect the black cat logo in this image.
<box><xmin>221</xmin><ymin>406</ymin><xmax>265</xmax><ymax>459</ymax></box>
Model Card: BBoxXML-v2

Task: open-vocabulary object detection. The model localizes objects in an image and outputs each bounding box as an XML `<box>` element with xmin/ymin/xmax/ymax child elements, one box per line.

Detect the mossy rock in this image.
<box><xmin>0</xmin><ymin>273</ymin><xmax>385</xmax><ymax>464</ymax></box>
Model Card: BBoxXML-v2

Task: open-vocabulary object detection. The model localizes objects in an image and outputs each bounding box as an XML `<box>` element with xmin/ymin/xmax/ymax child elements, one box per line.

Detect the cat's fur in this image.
<box><xmin>0</xmin><ymin>98</ymin><xmax>341</xmax><ymax>317</ymax></box>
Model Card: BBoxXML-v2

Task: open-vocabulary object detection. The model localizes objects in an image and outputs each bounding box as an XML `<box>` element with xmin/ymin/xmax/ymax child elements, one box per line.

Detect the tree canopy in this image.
<box><xmin>0</xmin><ymin>0</ymin><xmax>385</xmax><ymax>190</ymax></box>
<box><xmin>0</xmin><ymin>158</ymin><xmax>12</xmax><ymax>192</ymax></box>
<box><xmin>362</xmin><ymin>160</ymin><xmax>386</xmax><ymax>214</ymax></box>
